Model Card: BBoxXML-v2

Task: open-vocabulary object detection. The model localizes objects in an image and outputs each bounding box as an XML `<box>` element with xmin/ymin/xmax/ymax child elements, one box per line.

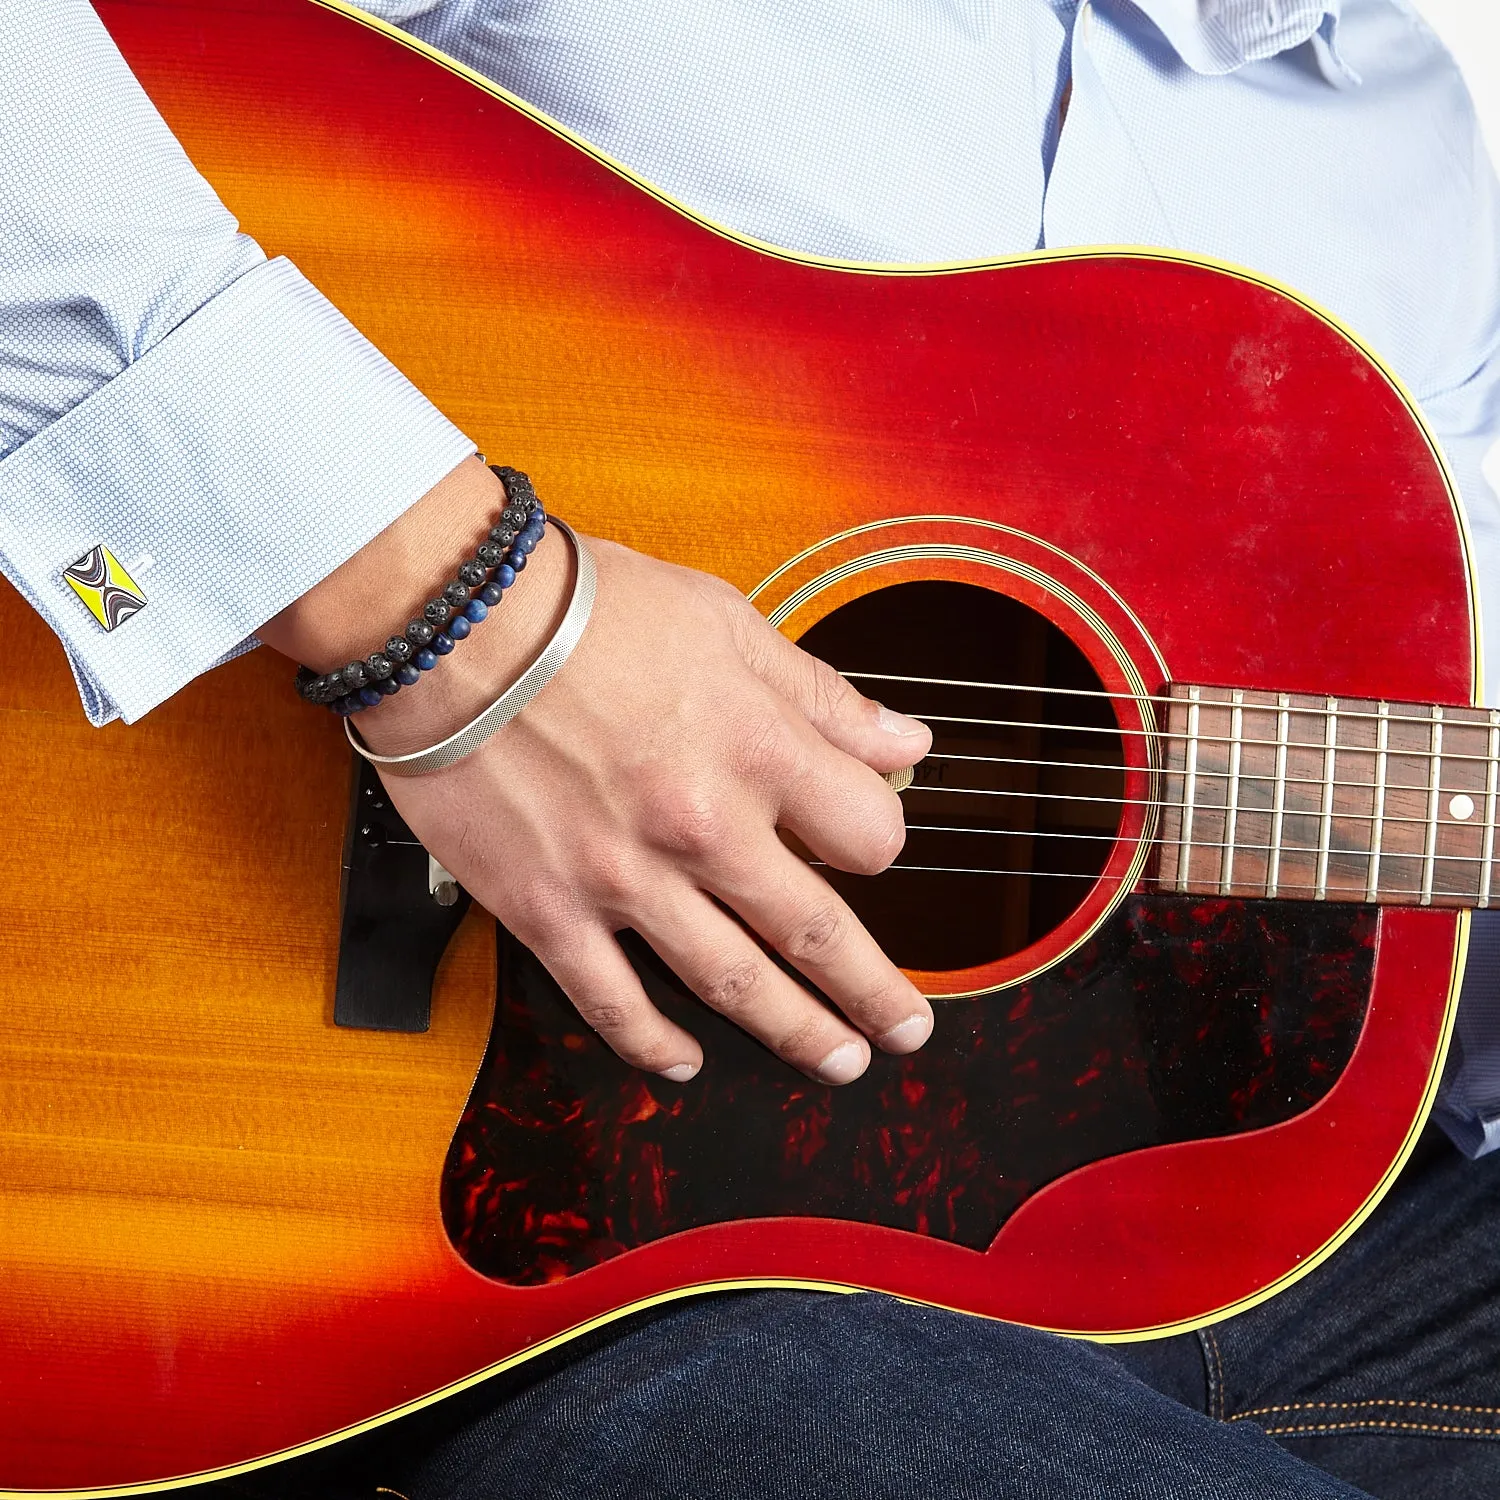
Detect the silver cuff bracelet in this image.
<box><xmin>345</xmin><ymin>517</ymin><xmax>597</xmax><ymax>777</ymax></box>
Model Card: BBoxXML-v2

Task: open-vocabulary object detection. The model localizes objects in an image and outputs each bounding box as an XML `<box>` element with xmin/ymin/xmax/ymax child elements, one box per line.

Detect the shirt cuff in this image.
<box><xmin>0</xmin><ymin>255</ymin><xmax>474</xmax><ymax>725</ymax></box>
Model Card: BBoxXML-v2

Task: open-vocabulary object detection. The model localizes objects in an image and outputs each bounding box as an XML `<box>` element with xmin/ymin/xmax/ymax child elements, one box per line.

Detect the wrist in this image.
<box><xmin>260</xmin><ymin>455</ymin><xmax>572</xmax><ymax>753</ymax></box>
<box><xmin>354</xmin><ymin>531</ymin><xmax>572</xmax><ymax>755</ymax></box>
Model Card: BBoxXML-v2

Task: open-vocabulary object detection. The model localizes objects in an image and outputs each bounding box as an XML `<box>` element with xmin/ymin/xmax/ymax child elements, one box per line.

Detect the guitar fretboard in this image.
<box><xmin>1157</xmin><ymin>686</ymin><xmax>1500</xmax><ymax>907</ymax></box>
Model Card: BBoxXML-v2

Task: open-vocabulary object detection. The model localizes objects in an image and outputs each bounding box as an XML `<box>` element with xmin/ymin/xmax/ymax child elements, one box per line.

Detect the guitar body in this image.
<box><xmin>0</xmin><ymin>0</ymin><xmax>1475</xmax><ymax>1490</ymax></box>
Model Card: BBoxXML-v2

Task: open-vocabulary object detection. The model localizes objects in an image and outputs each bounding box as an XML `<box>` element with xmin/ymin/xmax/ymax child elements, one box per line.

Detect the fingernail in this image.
<box><xmin>660</xmin><ymin>1062</ymin><xmax>699</xmax><ymax>1083</ymax></box>
<box><xmin>813</xmin><ymin>1040</ymin><xmax>868</xmax><ymax>1085</ymax></box>
<box><xmin>877</xmin><ymin>704</ymin><xmax>927</xmax><ymax>738</ymax></box>
<box><xmin>878</xmin><ymin>1012</ymin><xmax>933</xmax><ymax>1054</ymax></box>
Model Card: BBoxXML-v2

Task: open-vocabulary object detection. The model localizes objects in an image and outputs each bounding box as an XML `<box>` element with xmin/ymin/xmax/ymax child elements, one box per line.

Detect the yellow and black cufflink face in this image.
<box><xmin>63</xmin><ymin>545</ymin><xmax>147</xmax><ymax>631</ymax></box>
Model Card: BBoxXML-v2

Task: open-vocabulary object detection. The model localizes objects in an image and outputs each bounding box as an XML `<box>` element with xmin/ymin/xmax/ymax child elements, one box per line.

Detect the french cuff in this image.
<box><xmin>1132</xmin><ymin>0</ymin><xmax>1359</xmax><ymax>86</ymax></box>
<box><xmin>0</xmin><ymin>256</ymin><xmax>474</xmax><ymax>725</ymax></box>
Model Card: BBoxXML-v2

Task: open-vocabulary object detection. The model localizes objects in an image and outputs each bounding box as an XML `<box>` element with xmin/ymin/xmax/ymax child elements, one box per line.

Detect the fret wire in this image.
<box><xmin>1421</xmin><ymin>706</ymin><xmax>1444</xmax><ymax>906</ymax></box>
<box><xmin>1162</xmin><ymin>744</ymin><xmax>1182</xmax><ymax>889</ymax></box>
<box><xmin>1315</xmin><ymin>697</ymin><xmax>1338</xmax><ymax>901</ymax></box>
<box><xmin>1366</xmin><ymin>702</ymin><xmax>1390</xmax><ymax>903</ymax></box>
<box><xmin>842</xmin><ymin>672</ymin><xmax>1491</xmax><ymax>734</ymax></box>
<box><xmin>1220</xmin><ymin>690</ymin><xmax>1244</xmax><ymax>896</ymax></box>
<box><xmin>1484</xmin><ymin>711</ymin><xmax>1500</xmax><ymax>909</ymax></box>
<box><xmin>1176</xmin><ymin>687</ymin><xmax>1201</xmax><ymax>891</ymax></box>
<box><xmin>1267</xmin><ymin>693</ymin><xmax>1289</xmax><ymax>899</ymax></box>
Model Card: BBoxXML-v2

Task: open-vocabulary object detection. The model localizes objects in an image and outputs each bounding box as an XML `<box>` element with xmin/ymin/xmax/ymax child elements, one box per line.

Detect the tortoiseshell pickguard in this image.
<box><xmin>441</xmin><ymin>897</ymin><xmax>1374</xmax><ymax>1285</ymax></box>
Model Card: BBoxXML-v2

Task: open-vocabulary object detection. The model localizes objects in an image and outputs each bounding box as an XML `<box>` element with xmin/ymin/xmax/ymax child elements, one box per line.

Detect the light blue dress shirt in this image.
<box><xmin>6</xmin><ymin>0</ymin><xmax>1500</xmax><ymax>1147</ymax></box>
<box><xmin>382</xmin><ymin>0</ymin><xmax>1500</xmax><ymax>691</ymax></box>
<box><xmin>0</xmin><ymin>1</ymin><xmax>474</xmax><ymax>726</ymax></box>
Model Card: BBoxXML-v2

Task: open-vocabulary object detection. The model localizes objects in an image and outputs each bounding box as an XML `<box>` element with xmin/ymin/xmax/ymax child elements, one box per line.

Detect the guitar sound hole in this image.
<box><xmin>796</xmin><ymin>581</ymin><xmax>1125</xmax><ymax>972</ymax></box>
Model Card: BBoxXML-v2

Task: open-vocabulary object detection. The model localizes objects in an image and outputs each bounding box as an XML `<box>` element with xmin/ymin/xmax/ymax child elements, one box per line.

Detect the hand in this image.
<box><xmin>263</xmin><ymin>459</ymin><xmax>934</xmax><ymax>1084</ymax></box>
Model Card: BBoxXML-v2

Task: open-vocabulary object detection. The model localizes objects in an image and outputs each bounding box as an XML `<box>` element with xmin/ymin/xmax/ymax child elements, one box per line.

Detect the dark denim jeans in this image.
<box><xmin>201</xmin><ymin>1125</ymin><xmax>1500</xmax><ymax>1500</ymax></box>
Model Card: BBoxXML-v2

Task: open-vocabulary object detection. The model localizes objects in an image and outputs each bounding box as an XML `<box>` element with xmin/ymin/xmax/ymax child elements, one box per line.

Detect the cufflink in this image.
<box><xmin>63</xmin><ymin>545</ymin><xmax>147</xmax><ymax>631</ymax></box>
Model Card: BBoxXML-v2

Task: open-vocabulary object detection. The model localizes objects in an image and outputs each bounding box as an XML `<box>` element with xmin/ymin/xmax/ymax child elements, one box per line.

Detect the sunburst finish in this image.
<box><xmin>0</xmin><ymin>0</ymin><xmax>1475</xmax><ymax>1491</ymax></box>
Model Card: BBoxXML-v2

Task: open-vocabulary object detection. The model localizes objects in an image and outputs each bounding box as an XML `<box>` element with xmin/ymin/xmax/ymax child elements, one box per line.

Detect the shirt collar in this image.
<box><xmin>1129</xmin><ymin>0</ymin><xmax>1360</xmax><ymax>85</ymax></box>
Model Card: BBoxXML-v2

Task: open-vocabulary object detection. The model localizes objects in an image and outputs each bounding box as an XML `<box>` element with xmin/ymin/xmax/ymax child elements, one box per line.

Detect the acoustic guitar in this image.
<box><xmin>0</xmin><ymin>0</ymin><xmax>1483</xmax><ymax>1490</ymax></box>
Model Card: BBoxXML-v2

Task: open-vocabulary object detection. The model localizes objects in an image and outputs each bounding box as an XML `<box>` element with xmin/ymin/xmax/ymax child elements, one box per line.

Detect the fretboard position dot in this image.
<box><xmin>1450</xmin><ymin>793</ymin><xmax>1476</xmax><ymax>822</ymax></box>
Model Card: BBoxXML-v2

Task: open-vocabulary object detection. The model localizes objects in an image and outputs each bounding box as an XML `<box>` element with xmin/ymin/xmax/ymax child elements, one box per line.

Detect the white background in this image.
<box><xmin>1414</xmin><ymin>2</ymin><xmax>1500</xmax><ymax>159</ymax></box>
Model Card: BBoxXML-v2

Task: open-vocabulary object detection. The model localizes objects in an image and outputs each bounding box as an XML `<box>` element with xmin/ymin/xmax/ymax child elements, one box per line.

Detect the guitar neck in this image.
<box><xmin>1157</xmin><ymin>685</ymin><xmax>1500</xmax><ymax>907</ymax></box>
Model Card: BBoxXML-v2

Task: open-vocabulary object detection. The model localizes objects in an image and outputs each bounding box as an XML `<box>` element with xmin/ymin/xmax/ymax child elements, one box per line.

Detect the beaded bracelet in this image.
<box><xmin>346</xmin><ymin>519</ymin><xmax>596</xmax><ymax>777</ymax></box>
<box><xmin>294</xmin><ymin>466</ymin><xmax>546</xmax><ymax>717</ymax></box>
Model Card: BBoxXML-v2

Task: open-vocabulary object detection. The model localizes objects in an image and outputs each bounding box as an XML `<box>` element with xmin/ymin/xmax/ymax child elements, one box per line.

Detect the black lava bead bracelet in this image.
<box><xmin>293</xmin><ymin>465</ymin><xmax>547</xmax><ymax>716</ymax></box>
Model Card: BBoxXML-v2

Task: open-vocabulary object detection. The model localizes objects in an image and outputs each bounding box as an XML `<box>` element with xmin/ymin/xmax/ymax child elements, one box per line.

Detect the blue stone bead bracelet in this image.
<box><xmin>293</xmin><ymin>466</ymin><xmax>549</xmax><ymax>716</ymax></box>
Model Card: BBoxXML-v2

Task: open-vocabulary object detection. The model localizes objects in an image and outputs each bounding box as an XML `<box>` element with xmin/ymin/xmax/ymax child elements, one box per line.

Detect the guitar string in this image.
<box><xmin>387</xmin><ymin>798</ymin><xmax>1473</xmax><ymax>879</ymax></box>
<box><xmin>896</xmin><ymin>819</ymin><xmax>1489</xmax><ymax>866</ymax></box>
<box><xmin>905</xmin><ymin>710</ymin><xmax>1500</xmax><ymax>766</ymax></box>
<box><xmin>387</xmin><ymin>824</ymin><xmax>1463</xmax><ymax>883</ymax></box>
<box><xmin>392</xmin><ymin>803</ymin><xmax>1468</xmax><ymax>874</ymax></box>
<box><xmin>904</xmin><ymin>820</ymin><xmax>1469</xmax><ymax>852</ymax></box>
<box><xmin>841</xmin><ymin>670</ymin><xmax>1496</xmax><ymax>733</ymax></box>
<box><xmin>813</xmin><ymin>860</ymin><xmax>1414</xmax><ymax>890</ymax></box>
<box><xmin>390</xmin><ymin>811</ymin><xmax>1473</xmax><ymax>882</ymax></box>
<box><xmin>924</xmin><ymin>749</ymin><xmax>1461</xmax><ymax>798</ymax></box>
<box><xmin>908</xmin><ymin>781</ymin><xmax>1476</xmax><ymax>830</ymax></box>
<box><xmin>816</xmin><ymin>864</ymin><xmax>1122</xmax><ymax>882</ymax></box>
<box><xmin>387</xmin><ymin>764</ymin><xmax>1478</xmax><ymax>858</ymax></box>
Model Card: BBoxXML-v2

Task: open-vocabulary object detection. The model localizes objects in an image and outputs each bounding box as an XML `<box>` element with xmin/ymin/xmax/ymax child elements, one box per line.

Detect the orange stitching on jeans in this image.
<box><xmin>1232</xmin><ymin>1399</ymin><xmax>1500</xmax><ymax>1421</ymax></box>
<box><xmin>1252</xmin><ymin>1419</ymin><xmax>1500</xmax><ymax>1437</ymax></box>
